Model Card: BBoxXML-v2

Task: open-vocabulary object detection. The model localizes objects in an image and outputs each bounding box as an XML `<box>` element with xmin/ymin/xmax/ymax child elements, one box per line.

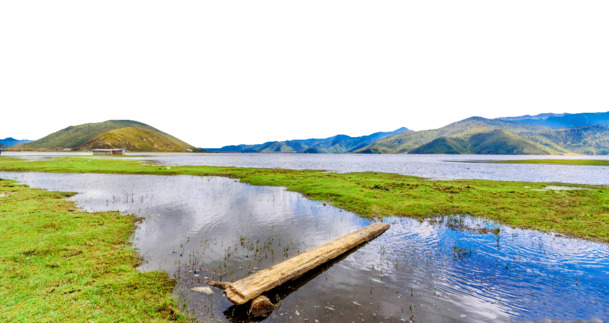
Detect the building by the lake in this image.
<box><xmin>92</xmin><ymin>148</ymin><xmax>126</xmax><ymax>155</ymax></box>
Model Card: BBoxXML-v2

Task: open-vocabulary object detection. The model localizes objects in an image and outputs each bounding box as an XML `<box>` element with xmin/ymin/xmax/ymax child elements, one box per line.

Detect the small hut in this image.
<box><xmin>92</xmin><ymin>148</ymin><xmax>125</xmax><ymax>155</ymax></box>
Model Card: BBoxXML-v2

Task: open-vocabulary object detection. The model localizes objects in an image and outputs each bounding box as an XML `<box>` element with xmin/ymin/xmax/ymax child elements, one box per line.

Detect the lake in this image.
<box><xmin>1</xmin><ymin>171</ymin><xmax>607</xmax><ymax>322</ymax></box>
<box><xmin>5</xmin><ymin>152</ymin><xmax>609</xmax><ymax>185</ymax></box>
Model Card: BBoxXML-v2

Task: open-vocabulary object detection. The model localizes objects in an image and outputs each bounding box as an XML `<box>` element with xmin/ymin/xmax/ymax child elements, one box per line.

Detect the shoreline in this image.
<box><xmin>481</xmin><ymin>159</ymin><xmax>609</xmax><ymax>166</ymax></box>
<box><xmin>1</xmin><ymin>155</ymin><xmax>607</xmax><ymax>321</ymax></box>
<box><xmin>0</xmin><ymin>178</ymin><xmax>185</xmax><ymax>322</ymax></box>
<box><xmin>0</xmin><ymin>156</ymin><xmax>607</xmax><ymax>243</ymax></box>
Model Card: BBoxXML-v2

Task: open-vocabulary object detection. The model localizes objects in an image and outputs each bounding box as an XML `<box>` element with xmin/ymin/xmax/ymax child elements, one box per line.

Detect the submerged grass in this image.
<box><xmin>0</xmin><ymin>178</ymin><xmax>185</xmax><ymax>322</ymax></box>
<box><xmin>1</xmin><ymin>156</ymin><xmax>608</xmax><ymax>243</ymax></box>
<box><xmin>485</xmin><ymin>159</ymin><xmax>609</xmax><ymax>166</ymax></box>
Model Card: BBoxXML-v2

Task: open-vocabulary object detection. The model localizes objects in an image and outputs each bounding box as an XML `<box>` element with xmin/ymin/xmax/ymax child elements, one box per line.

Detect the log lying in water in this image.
<box><xmin>207</xmin><ymin>222</ymin><xmax>390</xmax><ymax>305</ymax></box>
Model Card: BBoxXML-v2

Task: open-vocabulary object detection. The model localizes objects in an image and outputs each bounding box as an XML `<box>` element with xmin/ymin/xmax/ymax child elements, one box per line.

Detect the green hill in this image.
<box><xmin>410</xmin><ymin>130</ymin><xmax>557</xmax><ymax>155</ymax></box>
<box><xmin>11</xmin><ymin>120</ymin><xmax>195</xmax><ymax>152</ymax></box>
<box><xmin>467</xmin><ymin>130</ymin><xmax>557</xmax><ymax>154</ymax></box>
<box><xmin>522</xmin><ymin>125</ymin><xmax>609</xmax><ymax>155</ymax></box>
<box><xmin>79</xmin><ymin>127</ymin><xmax>193</xmax><ymax>152</ymax></box>
<box><xmin>358</xmin><ymin>117</ymin><xmax>548</xmax><ymax>154</ymax></box>
<box><xmin>409</xmin><ymin>137</ymin><xmax>469</xmax><ymax>154</ymax></box>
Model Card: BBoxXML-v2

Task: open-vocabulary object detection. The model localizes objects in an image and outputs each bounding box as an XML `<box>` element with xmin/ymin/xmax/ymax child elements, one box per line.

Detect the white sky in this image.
<box><xmin>1</xmin><ymin>1</ymin><xmax>609</xmax><ymax>147</ymax></box>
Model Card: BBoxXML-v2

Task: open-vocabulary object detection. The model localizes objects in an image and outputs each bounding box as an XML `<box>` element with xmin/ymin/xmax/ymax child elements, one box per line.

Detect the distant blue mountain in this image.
<box><xmin>0</xmin><ymin>137</ymin><xmax>32</xmax><ymax>147</ymax></box>
<box><xmin>205</xmin><ymin>127</ymin><xmax>410</xmax><ymax>153</ymax></box>
<box><xmin>497</xmin><ymin>111</ymin><xmax>609</xmax><ymax>129</ymax></box>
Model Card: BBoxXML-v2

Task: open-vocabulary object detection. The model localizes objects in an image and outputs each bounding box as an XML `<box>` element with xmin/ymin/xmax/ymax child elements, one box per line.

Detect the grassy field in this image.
<box><xmin>0</xmin><ymin>178</ymin><xmax>185</xmax><ymax>322</ymax></box>
<box><xmin>485</xmin><ymin>159</ymin><xmax>609</xmax><ymax>166</ymax></box>
<box><xmin>0</xmin><ymin>156</ymin><xmax>608</xmax><ymax>243</ymax></box>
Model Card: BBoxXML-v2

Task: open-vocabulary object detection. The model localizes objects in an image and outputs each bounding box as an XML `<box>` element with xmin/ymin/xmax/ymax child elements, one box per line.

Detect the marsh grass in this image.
<box><xmin>0</xmin><ymin>156</ymin><xmax>608</xmax><ymax>244</ymax></box>
<box><xmin>0</xmin><ymin>178</ymin><xmax>185</xmax><ymax>322</ymax></box>
<box><xmin>484</xmin><ymin>159</ymin><xmax>609</xmax><ymax>166</ymax></box>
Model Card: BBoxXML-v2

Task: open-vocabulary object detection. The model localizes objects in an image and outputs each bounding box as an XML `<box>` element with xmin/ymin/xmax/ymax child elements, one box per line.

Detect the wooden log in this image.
<box><xmin>249</xmin><ymin>295</ymin><xmax>275</xmax><ymax>317</ymax></box>
<box><xmin>207</xmin><ymin>222</ymin><xmax>390</xmax><ymax>305</ymax></box>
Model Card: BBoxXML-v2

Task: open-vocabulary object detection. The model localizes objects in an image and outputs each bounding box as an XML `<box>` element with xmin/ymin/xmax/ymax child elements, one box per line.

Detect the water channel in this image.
<box><xmin>0</xmin><ymin>171</ymin><xmax>607</xmax><ymax>322</ymax></box>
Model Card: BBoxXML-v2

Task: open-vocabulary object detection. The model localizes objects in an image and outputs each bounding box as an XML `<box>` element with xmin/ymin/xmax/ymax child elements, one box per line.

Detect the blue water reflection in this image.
<box><xmin>379</xmin><ymin>216</ymin><xmax>609</xmax><ymax>320</ymax></box>
<box><xmin>0</xmin><ymin>171</ymin><xmax>607</xmax><ymax>322</ymax></box>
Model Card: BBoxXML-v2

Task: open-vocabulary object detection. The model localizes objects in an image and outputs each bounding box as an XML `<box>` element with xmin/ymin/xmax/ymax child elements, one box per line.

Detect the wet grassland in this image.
<box><xmin>0</xmin><ymin>178</ymin><xmax>185</xmax><ymax>322</ymax></box>
<box><xmin>1</xmin><ymin>156</ymin><xmax>608</xmax><ymax>321</ymax></box>
<box><xmin>1</xmin><ymin>156</ymin><xmax>607</xmax><ymax>243</ymax></box>
<box><xmin>485</xmin><ymin>159</ymin><xmax>609</xmax><ymax>166</ymax></box>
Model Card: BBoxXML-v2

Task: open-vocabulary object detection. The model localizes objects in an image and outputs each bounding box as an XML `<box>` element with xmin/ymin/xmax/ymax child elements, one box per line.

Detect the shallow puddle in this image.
<box><xmin>1</xmin><ymin>172</ymin><xmax>607</xmax><ymax>322</ymax></box>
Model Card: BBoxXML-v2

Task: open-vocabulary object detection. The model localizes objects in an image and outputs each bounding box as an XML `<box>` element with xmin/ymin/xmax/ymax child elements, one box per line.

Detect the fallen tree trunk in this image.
<box><xmin>207</xmin><ymin>222</ymin><xmax>390</xmax><ymax>305</ymax></box>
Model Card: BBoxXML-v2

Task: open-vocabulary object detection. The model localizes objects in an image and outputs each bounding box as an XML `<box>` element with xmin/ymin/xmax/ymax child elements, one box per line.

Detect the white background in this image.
<box><xmin>1</xmin><ymin>1</ymin><xmax>608</xmax><ymax>147</ymax></box>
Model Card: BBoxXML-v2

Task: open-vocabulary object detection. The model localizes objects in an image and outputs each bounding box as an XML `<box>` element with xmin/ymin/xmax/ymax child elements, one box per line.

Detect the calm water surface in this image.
<box><xmin>1</xmin><ymin>172</ymin><xmax>607</xmax><ymax>322</ymax></box>
<box><xmin>6</xmin><ymin>152</ymin><xmax>609</xmax><ymax>185</ymax></box>
<box><xmin>133</xmin><ymin>153</ymin><xmax>609</xmax><ymax>185</ymax></box>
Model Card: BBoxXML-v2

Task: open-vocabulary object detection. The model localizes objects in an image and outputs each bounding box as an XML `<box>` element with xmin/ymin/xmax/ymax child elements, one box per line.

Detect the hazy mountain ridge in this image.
<box><xmin>10</xmin><ymin>120</ymin><xmax>195</xmax><ymax>152</ymax></box>
<box><xmin>497</xmin><ymin>111</ymin><xmax>609</xmax><ymax>129</ymax></box>
<box><xmin>0</xmin><ymin>137</ymin><xmax>32</xmax><ymax>146</ymax></box>
<box><xmin>206</xmin><ymin>127</ymin><xmax>409</xmax><ymax>153</ymax></box>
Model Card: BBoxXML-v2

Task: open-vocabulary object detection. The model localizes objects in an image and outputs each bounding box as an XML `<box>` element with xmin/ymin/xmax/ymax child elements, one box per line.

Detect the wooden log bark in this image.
<box><xmin>207</xmin><ymin>222</ymin><xmax>390</xmax><ymax>305</ymax></box>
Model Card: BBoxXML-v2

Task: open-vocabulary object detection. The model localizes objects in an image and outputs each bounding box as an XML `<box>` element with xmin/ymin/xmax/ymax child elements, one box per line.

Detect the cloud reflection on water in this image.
<box><xmin>0</xmin><ymin>171</ymin><xmax>606</xmax><ymax>322</ymax></box>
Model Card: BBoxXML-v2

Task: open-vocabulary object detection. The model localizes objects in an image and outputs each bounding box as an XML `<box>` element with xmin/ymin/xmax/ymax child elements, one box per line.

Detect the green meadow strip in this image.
<box><xmin>0</xmin><ymin>178</ymin><xmax>185</xmax><ymax>322</ymax></box>
<box><xmin>1</xmin><ymin>156</ymin><xmax>608</xmax><ymax>243</ymax></box>
<box><xmin>484</xmin><ymin>159</ymin><xmax>609</xmax><ymax>166</ymax></box>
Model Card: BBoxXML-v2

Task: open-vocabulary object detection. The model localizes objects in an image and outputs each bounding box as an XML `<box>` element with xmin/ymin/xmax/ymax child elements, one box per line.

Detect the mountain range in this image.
<box><xmin>205</xmin><ymin>127</ymin><xmax>409</xmax><ymax>153</ymax></box>
<box><xmin>9</xmin><ymin>120</ymin><xmax>198</xmax><ymax>152</ymax></box>
<box><xmin>4</xmin><ymin>111</ymin><xmax>609</xmax><ymax>155</ymax></box>
<box><xmin>359</xmin><ymin>111</ymin><xmax>609</xmax><ymax>155</ymax></box>
<box><xmin>209</xmin><ymin>111</ymin><xmax>609</xmax><ymax>155</ymax></box>
<box><xmin>0</xmin><ymin>138</ymin><xmax>32</xmax><ymax>148</ymax></box>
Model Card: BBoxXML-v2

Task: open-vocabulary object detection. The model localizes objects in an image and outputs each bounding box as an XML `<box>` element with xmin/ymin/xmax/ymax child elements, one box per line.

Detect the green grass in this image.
<box><xmin>486</xmin><ymin>159</ymin><xmax>609</xmax><ymax>166</ymax></box>
<box><xmin>1</xmin><ymin>156</ymin><xmax>608</xmax><ymax>243</ymax></box>
<box><xmin>0</xmin><ymin>178</ymin><xmax>185</xmax><ymax>322</ymax></box>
